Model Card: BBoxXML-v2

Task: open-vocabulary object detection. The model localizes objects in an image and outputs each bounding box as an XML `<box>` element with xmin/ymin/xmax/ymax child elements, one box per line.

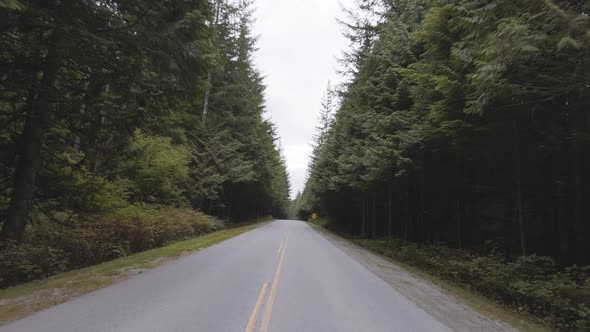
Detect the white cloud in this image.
<box><xmin>252</xmin><ymin>0</ymin><xmax>352</xmax><ymax>196</ymax></box>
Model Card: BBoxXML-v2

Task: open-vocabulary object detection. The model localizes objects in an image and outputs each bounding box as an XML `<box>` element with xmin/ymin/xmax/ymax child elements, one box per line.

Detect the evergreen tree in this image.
<box><xmin>300</xmin><ymin>0</ymin><xmax>590</xmax><ymax>265</ymax></box>
<box><xmin>0</xmin><ymin>0</ymin><xmax>290</xmax><ymax>242</ymax></box>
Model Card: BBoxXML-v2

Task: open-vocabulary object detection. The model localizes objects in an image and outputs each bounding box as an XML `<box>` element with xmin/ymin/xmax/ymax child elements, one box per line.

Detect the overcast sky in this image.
<box><xmin>252</xmin><ymin>0</ymin><xmax>353</xmax><ymax>197</ymax></box>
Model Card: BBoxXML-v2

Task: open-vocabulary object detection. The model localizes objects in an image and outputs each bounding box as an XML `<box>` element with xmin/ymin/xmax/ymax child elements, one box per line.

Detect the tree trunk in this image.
<box><xmin>227</xmin><ymin>186</ymin><xmax>233</xmax><ymax>220</ymax></box>
<box><xmin>419</xmin><ymin>166</ymin><xmax>425</xmax><ymax>243</ymax></box>
<box><xmin>1</xmin><ymin>26</ymin><xmax>65</xmax><ymax>241</ymax></box>
<box><xmin>405</xmin><ymin>176</ymin><xmax>411</xmax><ymax>241</ymax></box>
<box><xmin>360</xmin><ymin>195</ymin><xmax>365</xmax><ymax>237</ymax></box>
<box><xmin>92</xmin><ymin>84</ymin><xmax>110</xmax><ymax>173</ymax></box>
<box><xmin>456</xmin><ymin>199</ymin><xmax>462</xmax><ymax>249</ymax></box>
<box><xmin>387</xmin><ymin>181</ymin><xmax>392</xmax><ymax>238</ymax></box>
<box><xmin>556</xmin><ymin>180</ymin><xmax>569</xmax><ymax>265</ymax></box>
<box><xmin>455</xmin><ymin>152</ymin><xmax>463</xmax><ymax>248</ymax></box>
<box><xmin>513</xmin><ymin>120</ymin><xmax>526</xmax><ymax>256</ymax></box>
<box><xmin>371</xmin><ymin>194</ymin><xmax>376</xmax><ymax>238</ymax></box>
<box><xmin>201</xmin><ymin>72</ymin><xmax>212</xmax><ymax>127</ymax></box>
<box><xmin>364</xmin><ymin>195</ymin><xmax>368</xmax><ymax>238</ymax></box>
<box><xmin>573</xmin><ymin>142</ymin><xmax>587</xmax><ymax>265</ymax></box>
<box><xmin>201</xmin><ymin>0</ymin><xmax>222</xmax><ymax>128</ymax></box>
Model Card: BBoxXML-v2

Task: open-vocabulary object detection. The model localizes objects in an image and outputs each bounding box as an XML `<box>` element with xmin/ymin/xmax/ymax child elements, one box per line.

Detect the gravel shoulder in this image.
<box><xmin>313</xmin><ymin>227</ymin><xmax>520</xmax><ymax>332</ymax></box>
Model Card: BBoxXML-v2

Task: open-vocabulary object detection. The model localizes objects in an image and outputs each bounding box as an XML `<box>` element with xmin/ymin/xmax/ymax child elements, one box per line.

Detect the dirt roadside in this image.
<box><xmin>314</xmin><ymin>228</ymin><xmax>518</xmax><ymax>332</ymax></box>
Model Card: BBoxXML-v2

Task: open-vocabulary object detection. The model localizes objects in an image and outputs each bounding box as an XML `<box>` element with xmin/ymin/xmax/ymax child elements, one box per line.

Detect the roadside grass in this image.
<box><xmin>307</xmin><ymin>220</ymin><xmax>550</xmax><ymax>332</ymax></box>
<box><xmin>0</xmin><ymin>220</ymin><xmax>269</xmax><ymax>326</ymax></box>
<box><xmin>371</xmin><ymin>253</ymin><xmax>551</xmax><ymax>332</ymax></box>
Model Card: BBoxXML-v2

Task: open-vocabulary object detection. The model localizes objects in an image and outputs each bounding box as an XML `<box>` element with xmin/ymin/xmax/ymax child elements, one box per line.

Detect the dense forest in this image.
<box><xmin>298</xmin><ymin>0</ymin><xmax>589</xmax><ymax>266</ymax></box>
<box><xmin>0</xmin><ymin>0</ymin><xmax>289</xmax><ymax>287</ymax></box>
<box><xmin>295</xmin><ymin>0</ymin><xmax>589</xmax><ymax>328</ymax></box>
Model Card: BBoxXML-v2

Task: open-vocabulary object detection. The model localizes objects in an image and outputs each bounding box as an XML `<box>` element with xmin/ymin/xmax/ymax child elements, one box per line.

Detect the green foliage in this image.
<box><xmin>178</xmin><ymin>0</ymin><xmax>290</xmax><ymax>219</ymax></box>
<box><xmin>301</xmin><ymin>0</ymin><xmax>590</xmax><ymax>252</ymax></box>
<box><xmin>120</xmin><ymin>130</ymin><xmax>190</xmax><ymax>205</ymax></box>
<box><xmin>50</xmin><ymin>205</ymin><xmax>213</xmax><ymax>267</ymax></box>
<box><xmin>0</xmin><ymin>242</ymin><xmax>69</xmax><ymax>289</ymax></box>
<box><xmin>206</xmin><ymin>215</ymin><xmax>227</xmax><ymax>231</ymax></box>
<box><xmin>1</xmin><ymin>0</ymin><xmax>289</xmax><ymax>252</ymax></box>
<box><xmin>52</xmin><ymin>166</ymin><xmax>130</xmax><ymax>213</ymax></box>
<box><xmin>355</xmin><ymin>238</ymin><xmax>590</xmax><ymax>330</ymax></box>
<box><xmin>0</xmin><ymin>205</ymin><xmax>216</xmax><ymax>288</ymax></box>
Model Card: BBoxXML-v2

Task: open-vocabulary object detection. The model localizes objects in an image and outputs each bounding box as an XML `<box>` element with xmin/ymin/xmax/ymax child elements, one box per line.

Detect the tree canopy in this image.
<box><xmin>0</xmin><ymin>0</ymin><xmax>290</xmax><ymax>243</ymax></box>
<box><xmin>297</xmin><ymin>0</ymin><xmax>590</xmax><ymax>267</ymax></box>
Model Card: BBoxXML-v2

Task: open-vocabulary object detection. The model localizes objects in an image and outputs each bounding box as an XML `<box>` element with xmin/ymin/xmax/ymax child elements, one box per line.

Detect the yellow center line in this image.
<box><xmin>244</xmin><ymin>282</ymin><xmax>269</xmax><ymax>332</ymax></box>
<box><xmin>277</xmin><ymin>239</ymin><xmax>284</xmax><ymax>254</ymax></box>
<box><xmin>259</xmin><ymin>234</ymin><xmax>289</xmax><ymax>332</ymax></box>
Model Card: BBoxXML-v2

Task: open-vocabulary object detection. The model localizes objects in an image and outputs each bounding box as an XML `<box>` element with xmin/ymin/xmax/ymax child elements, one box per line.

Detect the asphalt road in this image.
<box><xmin>0</xmin><ymin>220</ymin><xmax>451</xmax><ymax>332</ymax></box>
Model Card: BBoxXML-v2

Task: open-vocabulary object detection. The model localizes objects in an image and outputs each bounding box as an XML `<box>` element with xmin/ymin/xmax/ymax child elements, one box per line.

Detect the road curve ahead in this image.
<box><xmin>1</xmin><ymin>220</ymin><xmax>451</xmax><ymax>332</ymax></box>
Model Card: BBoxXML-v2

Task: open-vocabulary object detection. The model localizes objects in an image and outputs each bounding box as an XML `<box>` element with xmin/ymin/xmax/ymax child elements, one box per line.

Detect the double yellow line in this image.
<box><xmin>244</xmin><ymin>233</ymin><xmax>289</xmax><ymax>332</ymax></box>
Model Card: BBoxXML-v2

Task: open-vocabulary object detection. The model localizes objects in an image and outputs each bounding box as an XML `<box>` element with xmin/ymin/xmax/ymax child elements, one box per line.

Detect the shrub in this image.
<box><xmin>59</xmin><ymin>205</ymin><xmax>213</xmax><ymax>266</ymax></box>
<box><xmin>0</xmin><ymin>205</ymin><xmax>219</xmax><ymax>288</ymax></box>
<box><xmin>206</xmin><ymin>216</ymin><xmax>226</xmax><ymax>231</ymax></box>
<box><xmin>353</xmin><ymin>237</ymin><xmax>590</xmax><ymax>330</ymax></box>
<box><xmin>0</xmin><ymin>242</ymin><xmax>69</xmax><ymax>289</ymax></box>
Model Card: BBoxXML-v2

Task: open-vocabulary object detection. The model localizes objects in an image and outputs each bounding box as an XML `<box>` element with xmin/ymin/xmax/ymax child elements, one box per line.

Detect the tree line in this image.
<box><xmin>0</xmin><ymin>0</ymin><xmax>289</xmax><ymax>285</ymax></box>
<box><xmin>296</xmin><ymin>0</ymin><xmax>590</xmax><ymax>267</ymax></box>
